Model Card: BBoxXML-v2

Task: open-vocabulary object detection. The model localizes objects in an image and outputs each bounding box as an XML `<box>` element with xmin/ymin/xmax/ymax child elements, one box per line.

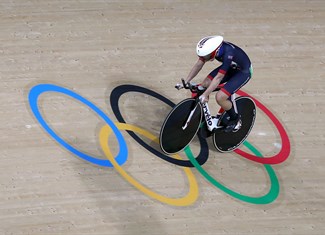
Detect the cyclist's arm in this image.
<box><xmin>185</xmin><ymin>58</ymin><xmax>205</xmax><ymax>83</ymax></box>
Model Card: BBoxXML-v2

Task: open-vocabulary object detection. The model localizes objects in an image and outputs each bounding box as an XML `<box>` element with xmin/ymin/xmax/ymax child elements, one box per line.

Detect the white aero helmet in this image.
<box><xmin>196</xmin><ymin>35</ymin><xmax>224</xmax><ymax>58</ymax></box>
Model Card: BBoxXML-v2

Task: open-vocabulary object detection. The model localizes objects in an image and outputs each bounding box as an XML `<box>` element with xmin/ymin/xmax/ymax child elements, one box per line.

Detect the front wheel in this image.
<box><xmin>159</xmin><ymin>98</ymin><xmax>202</xmax><ymax>155</ymax></box>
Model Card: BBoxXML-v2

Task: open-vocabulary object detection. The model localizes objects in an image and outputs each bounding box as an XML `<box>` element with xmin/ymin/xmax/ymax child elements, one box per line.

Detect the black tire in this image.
<box><xmin>160</xmin><ymin>98</ymin><xmax>202</xmax><ymax>155</ymax></box>
<box><xmin>213</xmin><ymin>96</ymin><xmax>256</xmax><ymax>152</ymax></box>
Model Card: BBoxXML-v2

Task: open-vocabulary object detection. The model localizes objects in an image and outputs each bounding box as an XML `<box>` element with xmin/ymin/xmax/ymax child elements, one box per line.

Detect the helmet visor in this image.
<box><xmin>200</xmin><ymin>48</ymin><xmax>218</xmax><ymax>61</ymax></box>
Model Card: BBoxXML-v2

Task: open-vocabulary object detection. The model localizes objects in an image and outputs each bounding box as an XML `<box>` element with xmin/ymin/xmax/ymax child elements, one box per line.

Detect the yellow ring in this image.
<box><xmin>99</xmin><ymin>123</ymin><xmax>199</xmax><ymax>206</ymax></box>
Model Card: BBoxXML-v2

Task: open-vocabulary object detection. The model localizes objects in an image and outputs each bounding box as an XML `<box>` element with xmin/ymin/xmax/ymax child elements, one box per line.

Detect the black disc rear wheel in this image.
<box><xmin>213</xmin><ymin>96</ymin><xmax>256</xmax><ymax>152</ymax></box>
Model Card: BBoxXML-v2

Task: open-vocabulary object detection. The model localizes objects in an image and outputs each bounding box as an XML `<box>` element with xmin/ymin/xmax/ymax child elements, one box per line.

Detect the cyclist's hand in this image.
<box><xmin>175</xmin><ymin>83</ymin><xmax>184</xmax><ymax>90</ymax></box>
<box><xmin>199</xmin><ymin>94</ymin><xmax>209</xmax><ymax>103</ymax></box>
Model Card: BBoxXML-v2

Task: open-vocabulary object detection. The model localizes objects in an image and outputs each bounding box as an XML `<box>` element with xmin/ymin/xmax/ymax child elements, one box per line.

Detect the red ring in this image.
<box><xmin>234</xmin><ymin>90</ymin><xmax>291</xmax><ymax>164</ymax></box>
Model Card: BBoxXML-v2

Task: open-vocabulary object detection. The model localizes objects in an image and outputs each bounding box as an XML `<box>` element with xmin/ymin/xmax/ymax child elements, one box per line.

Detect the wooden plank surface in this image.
<box><xmin>0</xmin><ymin>0</ymin><xmax>324</xmax><ymax>234</ymax></box>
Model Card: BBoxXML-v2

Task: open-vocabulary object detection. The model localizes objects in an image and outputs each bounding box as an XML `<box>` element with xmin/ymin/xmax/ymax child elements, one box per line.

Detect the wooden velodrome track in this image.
<box><xmin>1</xmin><ymin>0</ymin><xmax>324</xmax><ymax>234</ymax></box>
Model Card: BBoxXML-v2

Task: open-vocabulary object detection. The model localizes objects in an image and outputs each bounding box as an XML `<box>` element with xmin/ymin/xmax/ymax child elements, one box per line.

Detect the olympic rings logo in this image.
<box><xmin>28</xmin><ymin>84</ymin><xmax>290</xmax><ymax>206</ymax></box>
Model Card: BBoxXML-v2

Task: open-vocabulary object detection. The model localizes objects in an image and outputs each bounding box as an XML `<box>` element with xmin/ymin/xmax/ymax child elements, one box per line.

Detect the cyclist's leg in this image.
<box><xmin>217</xmin><ymin>71</ymin><xmax>251</xmax><ymax>131</ymax></box>
<box><xmin>196</xmin><ymin>67</ymin><xmax>231</xmax><ymax>118</ymax></box>
<box><xmin>224</xmin><ymin>71</ymin><xmax>251</xmax><ymax>95</ymax></box>
<box><xmin>210</xmin><ymin>68</ymin><xmax>233</xmax><ymax>116</ymax></box>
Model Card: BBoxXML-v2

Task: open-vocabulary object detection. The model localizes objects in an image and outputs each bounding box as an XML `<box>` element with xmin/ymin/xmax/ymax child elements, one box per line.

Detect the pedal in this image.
<box><xmin>211</xmin><ymin>128</ymin><xmax>218</xmax><ymax>133</ymax></box>
<box><xmin>232</xmin><ymin>119</ymin><xmax>242</xmax><ymax>132</ymax></box>
<box><xmin>223</xmin><ymin>116</ymin><xmax>241</xmax><ymax>133</ymax></box>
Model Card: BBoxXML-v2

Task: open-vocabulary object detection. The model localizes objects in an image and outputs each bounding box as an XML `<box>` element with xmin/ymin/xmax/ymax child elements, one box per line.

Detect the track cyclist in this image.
<box><xmin>176</xmin><ymin>35</ymin><xmax>253</xmax><ymax>132</ymax></box>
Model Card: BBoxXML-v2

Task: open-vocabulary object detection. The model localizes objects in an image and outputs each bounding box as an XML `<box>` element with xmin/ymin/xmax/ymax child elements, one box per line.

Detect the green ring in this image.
<box><xmin>184</xmin><ymin>141</ymin><xmax>279</xmax><ymax>204</ymax></box>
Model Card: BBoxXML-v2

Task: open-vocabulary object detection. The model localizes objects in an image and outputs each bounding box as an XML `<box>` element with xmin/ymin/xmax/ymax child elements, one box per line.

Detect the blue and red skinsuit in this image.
<box><xmin>200</xmin><ymin>41</ymin><xmax>253</xmax><ymax>97</ymax></box>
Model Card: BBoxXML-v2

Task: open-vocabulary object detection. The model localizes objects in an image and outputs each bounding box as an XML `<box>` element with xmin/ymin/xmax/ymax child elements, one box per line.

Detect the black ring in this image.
<box><xmin>110</xmin><ymin>84</ymin><xmax>209</xmax><ymax>167</ymax></box>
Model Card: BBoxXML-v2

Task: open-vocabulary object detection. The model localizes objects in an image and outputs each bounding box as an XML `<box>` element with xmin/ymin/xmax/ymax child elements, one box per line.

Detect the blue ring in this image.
<box><xmin>28</xmin><ymin>84</ymin><xmax>128</xmax><ymax>167</ymax></box>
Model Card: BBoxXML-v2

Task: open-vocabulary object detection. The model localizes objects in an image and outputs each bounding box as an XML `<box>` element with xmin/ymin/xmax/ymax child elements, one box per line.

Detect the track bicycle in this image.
<box><xmin>159</xmin><ymin>80</ymin><xmax>256</xmax><ymax>154</ymax></box>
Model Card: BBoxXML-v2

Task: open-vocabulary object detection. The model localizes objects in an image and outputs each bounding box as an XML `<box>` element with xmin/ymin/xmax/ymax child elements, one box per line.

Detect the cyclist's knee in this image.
<box><xmin>201</xmin><ymin>77</ymin><xmax>211</xmax><ymax>87</ymax></box>
<box><xmin>216</xmin><ymin>90</ymin><xmax>229</xmax><ymax>103</ymax></box>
